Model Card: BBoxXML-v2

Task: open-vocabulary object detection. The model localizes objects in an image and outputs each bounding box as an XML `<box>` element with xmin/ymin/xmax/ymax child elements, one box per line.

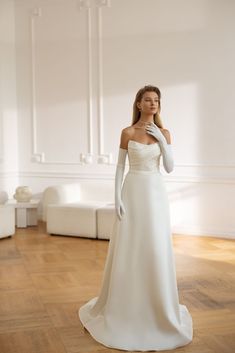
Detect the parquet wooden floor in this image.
<box><xmin>0</xmin><ymin>222</ymin><xmax>234</xmax><ymax>353</ymax></box>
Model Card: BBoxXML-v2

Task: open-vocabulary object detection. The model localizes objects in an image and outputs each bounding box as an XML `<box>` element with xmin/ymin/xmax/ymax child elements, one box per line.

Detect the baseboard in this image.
<box><xmin>172</xmin><ymin>226</ymin><xmax>235</xmax><ymax>239</ymax></box>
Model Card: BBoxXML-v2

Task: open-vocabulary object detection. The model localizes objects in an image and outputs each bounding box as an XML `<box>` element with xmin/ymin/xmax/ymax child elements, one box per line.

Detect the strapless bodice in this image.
<box><xmin>127</xmin><ymin>140</ymin><xmax>161</xmax><ymax>173</ymax></box>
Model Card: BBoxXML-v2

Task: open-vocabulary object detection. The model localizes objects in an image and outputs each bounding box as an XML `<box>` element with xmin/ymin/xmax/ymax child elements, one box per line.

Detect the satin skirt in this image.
<box><xmin>79</xmin><ymin>170</ymin><xmax>193</xmax><ymax>351</ymax></box>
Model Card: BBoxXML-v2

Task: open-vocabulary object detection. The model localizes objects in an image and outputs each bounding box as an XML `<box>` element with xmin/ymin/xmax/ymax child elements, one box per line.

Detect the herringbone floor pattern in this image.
<box><xmin>0</xmin><ymin>223</ymin><xmax>234</xmax><ymax>353</ymax></box>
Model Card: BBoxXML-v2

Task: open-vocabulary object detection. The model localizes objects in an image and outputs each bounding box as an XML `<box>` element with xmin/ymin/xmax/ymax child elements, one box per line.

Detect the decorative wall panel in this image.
<box><xmin>30</xmin><ymin>3</ymin><xmax>92</xmax><ymax>164</ymax></box>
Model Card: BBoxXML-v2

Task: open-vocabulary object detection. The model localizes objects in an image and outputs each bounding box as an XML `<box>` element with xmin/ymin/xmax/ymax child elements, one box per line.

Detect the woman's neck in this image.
<box><xmin>138</xmin><ymin>114</ymin><xmax>154</xmax><ymax>123</ymax></box>
<box><xmin>137</xmin><ymin>114</ymin><xmax>154</xmax><ymax>125</ymax></box>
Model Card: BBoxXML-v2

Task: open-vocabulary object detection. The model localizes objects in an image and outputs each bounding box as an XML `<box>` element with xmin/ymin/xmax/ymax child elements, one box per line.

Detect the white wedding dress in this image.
<box><xmin>79</xmin><ymin>140</ymin><xmax>193</xmax><ymax>351</ymax></box>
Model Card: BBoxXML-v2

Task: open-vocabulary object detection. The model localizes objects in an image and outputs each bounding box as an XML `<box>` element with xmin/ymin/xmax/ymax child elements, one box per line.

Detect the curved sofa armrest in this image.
<box><xmin>0</xmin><ymin>205</ymin><xmax>15</xmax><ymax>237</ymax></box>
<box><xmin>42</xmin><ymin>183</ymin><xmax>81</xmax><ymax>222</ymax></box>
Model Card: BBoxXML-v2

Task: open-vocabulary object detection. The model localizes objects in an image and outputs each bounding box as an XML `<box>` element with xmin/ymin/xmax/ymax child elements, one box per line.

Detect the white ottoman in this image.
<box><xmin>47</xmin><ymin>201</ymin><xmax>107</xmax><ymax>238</ymax></box>
<box><xmin>97</xmin><ymin>204</ymin><xmax>116</xmax><ymax>240</ymax></box>
<box><xmin>0</xmin><ymin>205</ymin><xmax>15</xmax><ymax>239</ymax></box>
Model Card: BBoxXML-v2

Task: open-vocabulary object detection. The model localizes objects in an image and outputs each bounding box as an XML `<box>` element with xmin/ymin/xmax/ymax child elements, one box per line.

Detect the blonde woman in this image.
<box><xmin>79</xmin><ymin>85</ymin><xmax>193</xmax><ymax>351</ymax></box>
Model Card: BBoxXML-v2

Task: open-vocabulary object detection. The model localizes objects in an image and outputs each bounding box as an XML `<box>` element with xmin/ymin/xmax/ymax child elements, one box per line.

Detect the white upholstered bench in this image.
<box><xmin>47</xmin><ymin>202</ymin><xmax>107</xmax><ymax>238</ymax></box>
<box><xmin>42</xmin><ymin>183</ymin><xmax>116</xmax><ymax>239</ymax></box>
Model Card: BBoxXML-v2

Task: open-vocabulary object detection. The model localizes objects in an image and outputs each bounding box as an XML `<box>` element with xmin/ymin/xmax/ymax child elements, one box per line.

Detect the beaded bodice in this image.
<box><xmin>127</xmin><ymin>140</ymin><xmax>161</xmax><ymax>172</ymax></box>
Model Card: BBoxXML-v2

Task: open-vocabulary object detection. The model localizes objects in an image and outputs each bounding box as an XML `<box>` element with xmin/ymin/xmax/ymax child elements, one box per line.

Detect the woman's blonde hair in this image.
<box><xmin>132</xmin><ymin>85</ymin><xmax>164</xmax><ymax>128</ymax></box>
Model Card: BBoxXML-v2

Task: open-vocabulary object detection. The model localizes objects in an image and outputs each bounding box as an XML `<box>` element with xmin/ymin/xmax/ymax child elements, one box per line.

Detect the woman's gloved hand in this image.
<box><xmin>145</xmin><ymin>122</ymin><xmax>166</xmax><ymax>145</ymax></box>
<box><xmin>115</xmin><ymin>148</ymin><xmax>127</xmax><ymax>220</ymax></box>
<box><xmin>145</xmin><ymin>122</ymin><xmax>174</xmax><ymax>173</ymax></box>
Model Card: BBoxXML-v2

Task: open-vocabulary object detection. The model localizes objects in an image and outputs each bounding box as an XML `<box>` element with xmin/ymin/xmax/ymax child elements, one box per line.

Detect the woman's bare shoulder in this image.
<box><xmin>119</xmin><ymin>126</ymin><xmax>134</xmax><ymax>149</ymax></box>
<box><xmin>122</xmin><ymin>126</ymin><xmax>134</xmax><ymax>135</ymax></box>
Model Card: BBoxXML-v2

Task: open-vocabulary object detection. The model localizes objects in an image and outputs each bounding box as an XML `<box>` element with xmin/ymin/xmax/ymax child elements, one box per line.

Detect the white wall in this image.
<box><xmin>1</xmin><ymin>0</ymin><xmax>235</xmax><ymax>237</ymax></box>
<box><xmin>0</xmin><ymin>0</ymin><xmax>18</xmax><ymax>195</ymax></box>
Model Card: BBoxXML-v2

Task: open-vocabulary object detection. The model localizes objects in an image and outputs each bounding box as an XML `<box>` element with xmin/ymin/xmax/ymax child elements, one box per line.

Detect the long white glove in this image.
<box><xmin>115</xmin><ymin>148</ymin><xmax>127</xmax><ymax>220</ymax></box>
<box><xmin>145</xmin><ymin>123</ymin><xmax>174</xmax><ymax>173</ymax></box>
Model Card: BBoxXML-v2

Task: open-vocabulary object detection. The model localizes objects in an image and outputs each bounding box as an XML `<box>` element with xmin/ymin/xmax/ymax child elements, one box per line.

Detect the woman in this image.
<box><xmin>79</xmin><ymin>85</ymin><xmax>193</xmax><ymax>351</ymax></box>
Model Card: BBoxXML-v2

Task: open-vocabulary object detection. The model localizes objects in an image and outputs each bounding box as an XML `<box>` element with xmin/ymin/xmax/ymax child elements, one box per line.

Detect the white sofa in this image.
<box><xmin>0</xmin><ymin>205</ymin><xmax>15</xmax><ymax>239</ymax></box>
<box><xmin>42</xmin><ymin>183</ymin><xmax>116</xmax><ymax>239</ymax></box>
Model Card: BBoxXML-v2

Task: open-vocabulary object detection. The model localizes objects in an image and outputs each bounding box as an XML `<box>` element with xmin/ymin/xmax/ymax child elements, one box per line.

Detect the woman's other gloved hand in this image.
<box><xmin>115</xmin><ymin>148</ymin><xmax>127</xmax><ymax>220</ymax></box>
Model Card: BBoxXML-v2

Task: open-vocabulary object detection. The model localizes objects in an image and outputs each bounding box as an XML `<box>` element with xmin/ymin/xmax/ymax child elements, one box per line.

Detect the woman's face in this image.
<box><xmin>137</xmin><ymin>91</ymin><xmax>159</xmax><ymax>115</ymax></box>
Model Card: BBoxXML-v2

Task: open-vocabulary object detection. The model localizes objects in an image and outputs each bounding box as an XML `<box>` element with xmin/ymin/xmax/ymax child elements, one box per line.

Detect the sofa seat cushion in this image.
<box><xmin>47</xmin><ymin>201</ymin><xmax>107</xmax><ymax>238</ymax></box>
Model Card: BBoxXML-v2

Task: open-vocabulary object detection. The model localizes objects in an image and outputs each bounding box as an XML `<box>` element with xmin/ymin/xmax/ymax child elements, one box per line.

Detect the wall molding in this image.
<box><xmin>96</xmin><ymin>0</ymin><xmax>112</xmax><ymax>165</ymax></box>
<box><xmin>79</xmin><ymin>0</ymin><xmax>94</xmax><ymax>158</ymax></box>
<box><xmin>0</xmin><ymin>171</ymin><xmax>18</xmax><ymax>178</ymax></box>
<box><xmin>17</xmin><ymin>170</ymin><xmax>114</xmax><ymax>180</ymax></box>
<box><xmin>10</xmin><ymin>169</ymin><xmax>235</xmax><ymax>184</ymax></box>
<box><xmin>30</xmin><ymin>6</ymin><xmax>93</xmax><ymax>165</ymax></box>
<box><xmin>30</xmin><ymin>7</ymin><xmax>43</xmax><ymax>163</ymax></box>
<box><xmin>1</xmin><ymin>165</ymin><xmax>234</xmax><ymax>183</ymax></box>
<box><xmin>176</xmin><ymin>163</ymin><xmax>235</xmax><ymax>168</ymax></box>
<box><xmin>167</xmin><ymin>175</ymin><xmax>235</xmax><ymax>184</ymax></box>
<box><xmin>79</xmin><ymin>0</ymin><xmax>112</xmax><ymax>165</ymax></box>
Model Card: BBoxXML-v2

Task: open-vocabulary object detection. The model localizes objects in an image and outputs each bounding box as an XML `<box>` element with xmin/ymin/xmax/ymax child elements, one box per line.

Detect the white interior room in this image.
<box><xmin>1</xmin><ymin>2</ymin><xmax>235</xmax><ymax>353</ymax></box>
<box><xmin>0</xmin><ymin>0</ymin><xmax>235</xmax><ymax>238</ymax></box>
